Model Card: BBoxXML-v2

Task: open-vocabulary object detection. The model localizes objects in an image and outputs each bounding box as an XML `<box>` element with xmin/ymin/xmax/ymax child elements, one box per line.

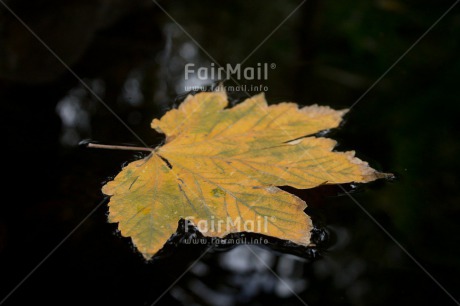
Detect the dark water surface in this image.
<box><xmin>1</xmin><ymin>1</ymin><xmax>460</xmax><ymax>305</ymax></box>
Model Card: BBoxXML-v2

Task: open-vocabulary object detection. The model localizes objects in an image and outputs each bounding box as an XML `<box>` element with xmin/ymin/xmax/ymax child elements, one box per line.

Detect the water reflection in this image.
<box><xmin>122</xmin><ymin>70</ymin><xmax>144</xmax><ymax>106</ymax></box>
<box><xmin>171</xmin><ymin>245</ymin><xmax>311</xmax><ymax>305</ymax></box>
<box><xmin>55</xmin><ymin>79</ymin><xmax>104</xmax><ymax>146</ymax></box>
<box><xmin>155</xmin><ymin>22</ymin><xmax>210</xmax><ymax>104</ymax></box>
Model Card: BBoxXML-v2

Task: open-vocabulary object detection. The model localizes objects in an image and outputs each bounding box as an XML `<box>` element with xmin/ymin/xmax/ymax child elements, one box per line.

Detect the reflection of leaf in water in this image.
<box><xmin>102</xmin><ymin>90</ymin><xmax>388</xmax><ymax>259</ymax></box>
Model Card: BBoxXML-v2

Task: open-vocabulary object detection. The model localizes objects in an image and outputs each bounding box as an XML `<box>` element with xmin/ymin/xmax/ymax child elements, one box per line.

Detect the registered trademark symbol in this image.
<box><xmin>270</xmin><ymin>63</ymin><xmax>276</xmax><ymax>69</ymax></box>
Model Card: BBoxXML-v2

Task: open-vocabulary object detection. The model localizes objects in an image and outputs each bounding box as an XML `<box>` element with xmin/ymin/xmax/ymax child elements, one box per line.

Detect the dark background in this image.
<box><xmin>1</xmin><ymin>0</ymin><xmax>459</xmax><ymax>305</ymax></box>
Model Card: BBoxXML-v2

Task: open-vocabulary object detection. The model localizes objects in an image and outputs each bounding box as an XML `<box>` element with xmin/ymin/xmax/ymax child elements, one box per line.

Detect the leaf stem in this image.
<box><xmin>86</xmin><ymin>143</ymin><xmax>155</xmax><ymax>152</ymax></box>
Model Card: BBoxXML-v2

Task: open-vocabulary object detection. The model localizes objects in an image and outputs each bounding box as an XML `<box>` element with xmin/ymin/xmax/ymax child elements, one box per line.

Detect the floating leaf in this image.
<box><xmin>102</xmin><ymin>90</ymin><xmax>387</xmax><ymax>259</ymax></box>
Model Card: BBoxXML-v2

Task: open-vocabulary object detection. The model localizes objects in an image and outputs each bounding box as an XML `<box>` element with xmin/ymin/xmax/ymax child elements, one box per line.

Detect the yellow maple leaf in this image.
<box><xmin>102</xmin><ymin>90</ymin><xmax>386</xmax><ymax>259</ymax></box>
